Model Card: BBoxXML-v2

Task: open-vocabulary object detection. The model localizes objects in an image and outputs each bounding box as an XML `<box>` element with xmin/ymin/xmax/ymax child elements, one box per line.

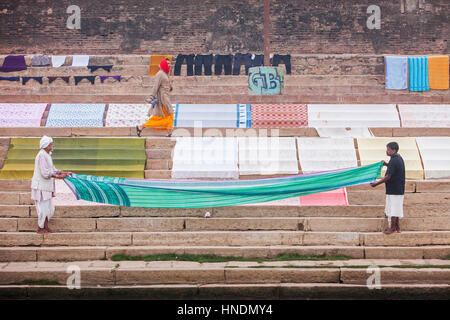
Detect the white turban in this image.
<box><xmin>40</xmin><ymin>136</ymin><xmax>53</xmax><ymax>149</ymax></box>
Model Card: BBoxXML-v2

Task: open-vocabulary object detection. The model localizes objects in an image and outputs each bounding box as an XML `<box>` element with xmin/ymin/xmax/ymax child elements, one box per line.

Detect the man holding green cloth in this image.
<box><xmin>370</xmin><ymin>142</ymin><xmax>406</xmax><ymax>234</ymax></box>
<box><xmin>31</xmin><ymin>136</ymin><xmax>71</xmax><ymax>234</ymax></box>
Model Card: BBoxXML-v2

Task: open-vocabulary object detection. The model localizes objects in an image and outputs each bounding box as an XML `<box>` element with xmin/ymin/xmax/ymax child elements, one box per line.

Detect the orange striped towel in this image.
<box><xmin>149</xmin><ymin>55</ymin><xmax>172</xmax><ymax>76</ymax></box>
<box><xmin>428</xmin><ymin>56</ymin><xmax>449</xmax><ymax>90</ymax></box>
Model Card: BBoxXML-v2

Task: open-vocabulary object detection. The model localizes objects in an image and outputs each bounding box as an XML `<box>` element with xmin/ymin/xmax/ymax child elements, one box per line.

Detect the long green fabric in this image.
<box><xmin>64</xmin><ymin>161</ymin><xmax>383</xmax><ymax>208</ymax></box>
<box><xmin>0</xmin><ymin>138</ymin><xmax>146</xmax><ymax>179</ymax></box>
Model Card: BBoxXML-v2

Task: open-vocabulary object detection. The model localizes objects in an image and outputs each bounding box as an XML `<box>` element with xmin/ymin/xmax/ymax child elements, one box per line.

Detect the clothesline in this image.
<box><xmin>0</xmin><ymin>75</ymin><xmax>122</xmax><ymax>85</ymax></box>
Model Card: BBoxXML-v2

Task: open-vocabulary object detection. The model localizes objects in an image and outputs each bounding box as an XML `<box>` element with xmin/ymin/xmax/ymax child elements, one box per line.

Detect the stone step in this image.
<box><xmin>9</xmin><ymin>190</ymin><xmax>450</xmax><ymax>206</ymax></box>
<box><xmin>0</xmin><ymin>283</ymin><xmax>448</xmax><ymax>299</ymax></box>
<box><xmin>1</xmin><ymin>261</ymin><xmax>449</xmax><ymax>287</ymax></box>
<box><xmin>2</xmin><ymin>84</ymin><xmax>448</xmax><ymax>98</ymax></box>
<box><xmin>144</xmin><ymin>170</ymin><xmax>172</xmax><ymax>179</ymax></box>
<box><xmin>1</xmin><ymin>93</ymin><xmax>448</xmax><ymax>104</ymax></box>
<box><xmin>348</xmin><ymin>192</ymin><xmax>450</xmax><ymax>205</ymax></box>
<box><xmin>0</xmin><ymin>73</ymin><xmax>385</xmax><ymax>86</ymax></box>
<box><xmin>1</xmin><ymin>82</ymin><xmax>397</xmax><ymax>94</ymax></box>
<box><xmin>2</xmin><ymin>217</ymin><xmax>450</xmax><ymax>233</ymax></box>
<box><xmin>0</xmin><ymin>204</ymin><xmax>448</xmax><ymax>219</ymax></box>
<box><xmin>1</xmin><ymin>231</ymin><xmax>449</xmax><ymax>247</ymax></box>
<box><xmin>1</xmin><ymin>245</ymin><xmax>450</xmax><ymax>262</ymax></box>
<box><xmin>145</xmin><ymin>148</ymin><xmax>172</xmax><ymax>160</ymax></box>
<box><xmin>1</xmin><ymin>127</ymin><xmax>449</xmax><ymax>139</ymax></box>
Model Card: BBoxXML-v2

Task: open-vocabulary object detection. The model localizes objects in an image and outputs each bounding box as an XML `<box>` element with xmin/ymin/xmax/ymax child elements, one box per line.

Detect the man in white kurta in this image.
<box><xmin>31</xmin><ymin>136</ymin><xmax>71</xmax><ymax>233</ymax></box>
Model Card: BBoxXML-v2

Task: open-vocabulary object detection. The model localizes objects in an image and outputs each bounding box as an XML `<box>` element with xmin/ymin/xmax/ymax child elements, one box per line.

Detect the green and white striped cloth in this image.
<box><xmin>64</xmin><ymin>161</ymin><xmax>383</xmax><ymax>208</ymax></box>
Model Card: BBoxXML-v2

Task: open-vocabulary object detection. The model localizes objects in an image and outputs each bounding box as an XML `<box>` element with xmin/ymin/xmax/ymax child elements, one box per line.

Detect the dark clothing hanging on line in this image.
<box><xmin>251</xmin><ymin>54</ymin><xmax>264</xmax><ymax>68</ymax></box>
<box><xmin>48</xmin><ymin>76</ymin><xmax>70</xmax><ymax>84</ymax></box>
<box><xmin>74</xmin><ymin>75</ymin><xmax>96</xmax><ymax>85</ymax></box>
<box><xmin>271</xmin><ymin>54</ymin><xmax>292</xmax><ymax>74</ymax></box>
<box><xmin>0</xmin><ymin>55</ymin><xmax>27</xmax><ymax>72</ymax></box>
<box><xmin>194</xmin><ymin>54</ymin><xmax>213</xmax><ymax>76</ymax></box>
<box><xmin>22</xmin><ymin>76</ymin><xmax>43</xmax><ymax>85</ymax></box>
<box><xmin>0</xmin><ymin>76</ymin><xmax>19</xmax><ymax>81</ymax></box>
<box><xmin>214</xmin><ymin>54</ymin><xmax>233</xmax><ymax>75</ymax></box>
<box><xmin>174</xmin><ymin>54</ymin><xmax>195</xmax><ymax>76</ymax></box>
<box><xmin>233</xmin><ymin>53</ymin><xmax>253</xmax><ymax>75</ymax></box>
<box><xmin>87</xmin><ymin>65</ymin><xmax>113</xmax><ymax>73</ymax></box>
<box><xmin>100</xmin><ymin>75</ymin><xmax>121</xmax><ymax>83</ymax></box>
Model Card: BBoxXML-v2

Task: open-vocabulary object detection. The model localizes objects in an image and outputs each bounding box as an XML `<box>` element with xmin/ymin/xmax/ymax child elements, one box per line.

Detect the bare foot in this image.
<box><xmin>37</xmin><ymin>228</ymin><xmax>47</xmax><ymax>234</ymax></box>
<box><xmin>44</xmin><ymin>227</ymin><xmax>55</xmax><ymax>233</ymax></box>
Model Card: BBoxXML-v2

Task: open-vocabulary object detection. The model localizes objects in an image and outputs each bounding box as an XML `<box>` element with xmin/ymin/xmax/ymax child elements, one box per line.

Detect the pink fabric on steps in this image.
<box><xmin>0</xmin><ymin>104</ymin><xmax>47</xmax><ymax>127</ymax></box>
<box><xmin>243</xmin><ymin>188</ymin><xmax>348</xmax><ymax>207</ymax></box>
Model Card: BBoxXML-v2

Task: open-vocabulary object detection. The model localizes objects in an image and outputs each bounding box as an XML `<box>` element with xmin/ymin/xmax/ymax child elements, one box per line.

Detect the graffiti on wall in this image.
<box><xmin>248</xmin><ymin>67</ymin><xmax>284</xmax><ymax>95</ymax></box>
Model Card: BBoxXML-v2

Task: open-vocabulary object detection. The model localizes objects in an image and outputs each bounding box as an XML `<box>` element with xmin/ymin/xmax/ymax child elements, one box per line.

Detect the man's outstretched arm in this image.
<box><xmin>370</xmin><ymin>174</ymin><xmax>391</xmax><ymax>188</ymax></box>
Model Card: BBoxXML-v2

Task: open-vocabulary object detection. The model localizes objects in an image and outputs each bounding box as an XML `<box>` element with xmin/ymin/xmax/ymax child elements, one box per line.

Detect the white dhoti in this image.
<box><xmin>385</xmin><ymin>194</ymin><xmax>404</xmax><ymax>219</ymax></box>
<box><xmin>35</xmin><ymin>198</ymin><xmax>55</xmax><ymax>229</ymax></box>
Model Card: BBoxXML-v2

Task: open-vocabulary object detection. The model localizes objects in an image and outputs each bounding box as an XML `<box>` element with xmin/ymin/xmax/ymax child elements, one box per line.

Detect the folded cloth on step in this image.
<box><xmin>0</xmin><ymin>55</ymin><xmax>27</xmax><ymax>72</ymax></box>
<box><xmin>32</xmin><ymin>55</ymin><xmax>50</xmax><ymax>66</ymax></box>
<box><xmin>408</xmin><ymin>56</ymin><xmax>430</xmax><ymax>92</ymax></box>
<box><xmin>385</xmin><ymin>56</ymin><xmax>408</xmax><ymax>90</ymax></box>
<box><xmin>428</xmin><ymin>56</ymin><xmax>449</xmax><ymax>90</ymax></box>
<box><xmin>0</xmin><ymin>76</ymin><xmax>19</xmax><ymax>81</ymax></box>
<box><xmin>51</xmin><ymin>56</ymin><xmax>66</xmax><ymax>67</ymax></box>
<box><xmin>72</xmin><ymin>55</ymin><xmax>90</xmax><ymax>67</ymax></box>
<box><xmin>87</xmin><ymin>65</ymin><xmax>113</xmax><ymax>72</ymax></box>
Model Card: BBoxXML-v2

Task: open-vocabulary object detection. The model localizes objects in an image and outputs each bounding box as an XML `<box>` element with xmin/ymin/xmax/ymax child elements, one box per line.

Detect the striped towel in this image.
<box><xmin>428</xmin><ymin>56</ymin><xmax>449</xmax><ymax>90</ymax></box>
<box><xmin>385</xmin><ymin>56</ymin><xmax>408</xmax><ymax>90</ymax></box>
<box><xmin>408</xmin><ymin>56</ymin><xmax>430</xmax><ymax>92</ymax></box>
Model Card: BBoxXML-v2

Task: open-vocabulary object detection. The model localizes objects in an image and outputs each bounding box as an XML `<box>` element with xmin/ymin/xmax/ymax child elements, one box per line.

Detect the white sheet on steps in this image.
<box><xmin>238</xmin><ymin>137</ymin><xmax>299</xmax><ymax>175</ymax></box>
<box><xmin>174</xmin><ymin>104</ymin><xmax>249</xmax><ymax>128</ymax></box>
<box><xmin>297</xmin><ymin>137</ymin><xmax>358</xmax><ymax>173</ymax></box>
<box><xmin>171</xmin><ymin>137</ymin><xmax>239</xmax><ymax>179</ymax></box>
<box><xmin>315</xmin><ymin>127</ymin><xmax>373</xmax><ymax>137</ymax></box>
<box><xmin>399</xmin><ymin>105</ymin><xmax>450</xmax><ymax>127</ymax></box>
<box><xmin>416</xmin><ymin>137</ymin><xmax>450</xmax><ymax>179</ymax></box>
<box><xmin>308</xmin><ymin>104</ymin><xmax>400</xmax><ymax>128</ymax></box>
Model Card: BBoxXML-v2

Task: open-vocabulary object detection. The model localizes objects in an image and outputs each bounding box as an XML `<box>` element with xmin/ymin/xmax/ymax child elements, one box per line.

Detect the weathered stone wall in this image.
<box><xmin>0</xmin><ymin>0</ymin><xmax>448</xmax><ymax>54</ymax></box>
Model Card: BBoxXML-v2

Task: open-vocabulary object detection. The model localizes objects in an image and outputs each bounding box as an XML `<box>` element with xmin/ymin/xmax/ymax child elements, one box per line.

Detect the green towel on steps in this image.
<box><xmin>0</xmin><ymin>138</ymin><xmax>146</xmax><ymax>179</ymax></box>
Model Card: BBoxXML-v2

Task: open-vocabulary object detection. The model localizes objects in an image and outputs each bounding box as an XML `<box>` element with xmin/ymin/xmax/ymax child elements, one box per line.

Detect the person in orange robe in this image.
<box><xmin>136</xmin><ymin>58</ymin><xmax>174</xmax><ymax>137</ymax></box>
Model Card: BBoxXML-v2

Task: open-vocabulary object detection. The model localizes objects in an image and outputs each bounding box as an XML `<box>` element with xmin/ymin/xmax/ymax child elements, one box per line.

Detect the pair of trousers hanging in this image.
<box><xmin>194</xmin><ymin>54</ymin><xmax>213</xmax><ymax>76</ymax></box>
<box><xmin>214</xmin><ymin>54</ymin><xmax>233</xmax><ymax>75</ymax></box>
<box><xmin>174</xmin><ymin>54</ymin><xmax>195</xmax><ymax>76</ymax></box>
<box><xmin>271</xmin><ymin>54</ymin><xmax>291</xmax><ymax>74</ymax></box>
<box><xmin>233</xmin><ymin>53</ymin><xmax>252</xmax><ymax>75</ymax></box>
